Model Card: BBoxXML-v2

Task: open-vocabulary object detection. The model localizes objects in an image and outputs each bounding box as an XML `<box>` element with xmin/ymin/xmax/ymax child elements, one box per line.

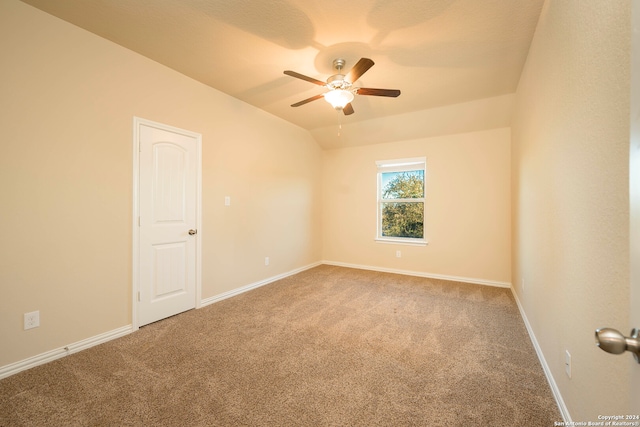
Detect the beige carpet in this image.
<box><xmin>0</xmin><ymin>265</ymin><xmax>560</xmax><ymax>426</ymax></box>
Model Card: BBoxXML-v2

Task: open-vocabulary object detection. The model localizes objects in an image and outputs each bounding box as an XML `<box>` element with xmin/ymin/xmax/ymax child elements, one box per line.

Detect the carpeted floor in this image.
<box><xmin>0</xmin><ymin>265</ymin><xmax>561</xmax><ymax>426</ymax></box>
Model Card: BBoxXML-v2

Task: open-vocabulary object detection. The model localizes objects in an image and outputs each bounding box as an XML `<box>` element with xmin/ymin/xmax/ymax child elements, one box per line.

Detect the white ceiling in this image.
<box><xmin>21</xmin><ymin>0</ymin><xmax>544</xmax><ymax>148</ymax></box>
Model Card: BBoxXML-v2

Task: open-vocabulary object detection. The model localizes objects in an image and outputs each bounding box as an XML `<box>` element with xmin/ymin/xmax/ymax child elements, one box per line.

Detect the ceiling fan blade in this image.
<box><xmin>291</xmin><ymin>94</ymin><xmax>325</xmax><ymax>107</ymax></box>
<box><xmin>284</xmin><ymin>70</ymin><xmax>326</xmax><ymax>86</ymax></box>
<box><xmin>356</xmin><ymin>88</ymin><xmax>401</xmax><ymax>97</ymax></box>
<box><xmin>346</xmin><ymin>58</ymin><xmax>375</xmax><ymax>83</ymax></box>
<box><xmin>343</xmin><ymin>103</ymin><xmax>354</xmax><ymax>115</ymax></box>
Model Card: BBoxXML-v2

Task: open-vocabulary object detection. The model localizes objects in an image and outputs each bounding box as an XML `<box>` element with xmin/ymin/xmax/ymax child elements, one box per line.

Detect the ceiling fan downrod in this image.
<box><xmin>327</xmin><ymin>59</ymin><xmax>352</xmax><ymax>91</ymax></box>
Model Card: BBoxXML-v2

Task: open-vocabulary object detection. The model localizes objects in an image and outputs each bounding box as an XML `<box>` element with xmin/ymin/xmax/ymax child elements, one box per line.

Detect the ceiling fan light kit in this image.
<box><xmin>284</xmin><ymin>57</ymin><xmax>400</xmax><ymax>116</ymax></box>
<box><xmin>324</xmin><ymin>89</ymin><xmax>354</xmax><ymax>110</ymax></box>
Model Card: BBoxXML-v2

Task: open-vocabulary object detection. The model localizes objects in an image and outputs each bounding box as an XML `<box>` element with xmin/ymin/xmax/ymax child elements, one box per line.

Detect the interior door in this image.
<box><xmin>630</xmin><ymin>1</ymin><xmax>640</xmax><ymax>412</ymax></box>
<box><xmin>137</xmin><ymin>120</ymin><xmax>200</xmax><ymax>327</ymax></box>
<box><xmin>593</xmin><ymin>7</ymin><xmax>639</xmax><ymax>411</ymax></box>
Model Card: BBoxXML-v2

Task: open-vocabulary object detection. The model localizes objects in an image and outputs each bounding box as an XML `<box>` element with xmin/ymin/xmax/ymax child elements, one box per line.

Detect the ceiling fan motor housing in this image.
<box><xmin>327</xmin><ymin>74</ymin><xmax>352</xmax><ymax>91</ymax></box>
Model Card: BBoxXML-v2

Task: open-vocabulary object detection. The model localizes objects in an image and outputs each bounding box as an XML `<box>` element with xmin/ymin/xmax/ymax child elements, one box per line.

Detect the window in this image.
<box><xmin>376</xmin><ymin>157</ymin><xmax>427</xmax><ymax>245</ymax></box>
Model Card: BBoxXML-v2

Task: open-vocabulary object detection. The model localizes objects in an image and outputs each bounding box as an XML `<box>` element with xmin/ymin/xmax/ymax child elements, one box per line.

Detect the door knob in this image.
<box><xmin>188</xmin><ymin>229</ymin><xmax>197</xmax><ymax>235</ymax></box>
<box><xmin>595</xmin><ymin>327</ymin><xmax>640</xmax><ymax>363</ymax></box>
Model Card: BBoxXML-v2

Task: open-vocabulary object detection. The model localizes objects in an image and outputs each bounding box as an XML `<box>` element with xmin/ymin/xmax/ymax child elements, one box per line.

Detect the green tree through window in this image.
<box><xmin>381</xmin><ymin>171</ymin><xmax>424</xmax><ymax>238</ymax></box>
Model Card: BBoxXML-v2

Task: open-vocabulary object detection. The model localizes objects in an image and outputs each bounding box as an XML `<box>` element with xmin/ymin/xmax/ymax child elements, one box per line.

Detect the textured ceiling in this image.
<box><xmin>21</xmin><ymin>0</ymin><xmax>544</xmax><ymax>147</ymax></box>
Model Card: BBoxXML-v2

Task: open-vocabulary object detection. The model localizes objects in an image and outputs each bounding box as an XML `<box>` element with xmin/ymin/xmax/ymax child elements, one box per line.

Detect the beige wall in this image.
<box><xmin>322</xmin><ymin>128</ymin><xmax>511</xmax><ymax>285</ymax></box>
<box><xmin>0</xmin><ymin>1</ymin><xmax>322</xmax><ymax>367</ymax></box>
<box><xmin>511</xmin><ymin>0</ymin><xmax>631</xmax><ymax>418</ymax></box>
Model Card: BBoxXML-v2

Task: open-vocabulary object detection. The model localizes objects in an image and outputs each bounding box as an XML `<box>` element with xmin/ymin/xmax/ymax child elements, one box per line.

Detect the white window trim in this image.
<box><xmin>376</xmin><ymin>157</ymin><xmax>428</xmax><ymax>245</ymax></box>
<box><xmin>374</xmin><ymin>236</ymin><xmax>428</xmax><ymax>246</ymax></box>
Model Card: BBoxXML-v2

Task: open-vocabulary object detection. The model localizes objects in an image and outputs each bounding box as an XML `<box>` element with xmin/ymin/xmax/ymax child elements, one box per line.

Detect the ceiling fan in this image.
<box><xmin>284</xmin><ymin>58</ymin><xmax>401</xmax><ymax>115</ymax></box>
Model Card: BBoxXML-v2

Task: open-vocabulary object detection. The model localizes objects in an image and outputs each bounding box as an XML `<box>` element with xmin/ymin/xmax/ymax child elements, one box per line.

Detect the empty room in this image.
<box><xmin>1</xmin><ymin>0</ymin><xmax>637</xmax><ymax>425</ymax></box>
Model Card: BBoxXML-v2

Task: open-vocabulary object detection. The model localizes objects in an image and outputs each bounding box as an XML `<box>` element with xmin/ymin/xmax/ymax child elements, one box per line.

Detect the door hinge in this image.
<box><xmin>137</xmin><ymin>291</ymin><xmax>141</xmax><ymax>302</ymax></box>
<box><xmin>138</xmin><ymin>216</ymin><xmax>141</xmax><ymax>227</ymax></box>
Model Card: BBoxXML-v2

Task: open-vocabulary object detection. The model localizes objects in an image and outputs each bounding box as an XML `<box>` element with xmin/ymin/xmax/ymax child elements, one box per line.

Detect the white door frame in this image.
<box><xmin>132</xmin><ymin>117</ymin><xmax>202</xmax><ymax>331</ymax></box>
<box><xmin>630</xmin><ymin>1</ymin><xmax>640</xmax><ymax>411</ymax></box>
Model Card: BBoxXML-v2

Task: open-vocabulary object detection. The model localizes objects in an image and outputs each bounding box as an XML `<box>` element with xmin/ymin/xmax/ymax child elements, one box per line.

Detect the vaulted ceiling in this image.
<box><xmin>21</xmin><ymin>0</ymin><xmax>544</xmax><ymax>148</ymax></box>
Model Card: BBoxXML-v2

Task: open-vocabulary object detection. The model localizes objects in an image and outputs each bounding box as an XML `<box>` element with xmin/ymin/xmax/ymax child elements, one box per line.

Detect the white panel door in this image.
<box><xmin>630</xmin><ymin>2</ymin><xmax>640</xmax><ymax>412</ymax></box>
<box><xmin>138</xmin><ymin>122</ymin><xmax>199</xmax><ymax>326</ymax></box>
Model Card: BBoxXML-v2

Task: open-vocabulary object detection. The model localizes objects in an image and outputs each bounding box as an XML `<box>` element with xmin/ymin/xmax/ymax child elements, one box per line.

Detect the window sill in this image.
<box><xmin>375</xmin><ymin>237</ymin><xmax>428</xmax><ymax>246</ymax></box>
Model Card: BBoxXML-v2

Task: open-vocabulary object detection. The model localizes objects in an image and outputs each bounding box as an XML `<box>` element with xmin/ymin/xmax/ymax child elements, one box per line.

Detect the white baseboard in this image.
<box><xmin>323</xmin><ymin>262</ymin><xmax>569</xmax><ymax>419</ymax></box>
<box><xmin>0</xmin><ymin>263</ymin><xmax>322</xmax><ymax>381</ymax></box>
<box><xmin>510</xmin><ymin>288</ymin><xmax>571</xmax><ymax>423</ymax></box>
<box><xmin>0</xmin><ymin>261</ymin><xmax>510</xmax><ymax>381</ymax></box>
<box><xmin>322</xmin><ymin>260</ymin><xmax>512</xmax><ymax>288</ymax></box>
<box><xmin>0</xmin><ymin>325</ymin><xmax>132</xmax><ymax>380</ymax></box>
<box><xmin>200</xmin><ymin>261</ymin><xmax>323</xmax><ymax>307</ymax></box>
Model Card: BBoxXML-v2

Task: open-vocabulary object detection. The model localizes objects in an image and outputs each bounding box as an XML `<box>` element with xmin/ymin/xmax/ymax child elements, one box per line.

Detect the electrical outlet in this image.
<box><xmin>24</xmin><ymin>311</ymin><xmax>40</xmax><ymax>330</ymax></box>
<box><xmin>396</xmin><ymin>250</ymin><xmax>401</xmax><ymax>258</ymax></box>
<box><xmin>565</xmin><ymin>350</ymin><xmax>571</xmax><ymax>378</ymax></box>
<box><xmin>224</xmin><ymin>196</ymin><xmax>231</xmax><ymax>206</ymax></box>
<box><xmin>265</xmin><ymin>257</ymin><xmax>269</xmax><ymax>266</ymax></box>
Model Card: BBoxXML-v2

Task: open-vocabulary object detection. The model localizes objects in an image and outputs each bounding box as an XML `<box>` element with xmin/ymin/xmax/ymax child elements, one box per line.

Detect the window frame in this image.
<box><xmin>375</xmin><ymin>157</ymin><xmax>428</xmax><ymax>246</ymax></box>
